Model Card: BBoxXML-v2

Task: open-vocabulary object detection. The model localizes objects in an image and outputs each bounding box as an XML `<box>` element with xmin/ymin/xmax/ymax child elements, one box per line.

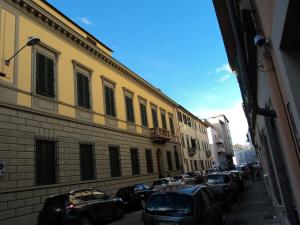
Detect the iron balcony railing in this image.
<box><xmin>149</xmin><ymin>127</ymin><xmax>170</xmax><ymax>144</ymax></box>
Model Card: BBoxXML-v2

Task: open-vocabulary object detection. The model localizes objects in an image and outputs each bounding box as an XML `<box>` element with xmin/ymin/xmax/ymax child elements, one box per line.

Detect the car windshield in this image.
<box><xmin>146</xmin><ymin>193</ymin><xmax>194</xmax><ymax>216</ymax></box>
<box><xmin>207</xmin><ymin>174</ymin><xmax>226</xmax><ymax>184</ymax></box>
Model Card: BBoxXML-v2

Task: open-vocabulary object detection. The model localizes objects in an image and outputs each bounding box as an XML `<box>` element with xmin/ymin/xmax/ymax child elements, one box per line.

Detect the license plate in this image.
<box><xmin>158</xmin><ymin>222</ymin><xmax>178</xmax><ymax>225</ymax></box>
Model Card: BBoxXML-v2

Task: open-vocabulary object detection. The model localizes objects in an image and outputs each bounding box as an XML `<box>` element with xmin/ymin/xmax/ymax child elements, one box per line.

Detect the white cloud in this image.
<box><xmin>192</xmin><ymin>101</ymin><xmax>249</xmax><ymax>145</ymax></box>
<box><xmin>215</xmin><ymin>63</ymin><xmax>236</xmax><ymax>82</ymax></box>
<box><xmin>77</xmin><ymin>17</ymin><xmax>94</xmax><ymax>25</ymax></box>
<box><xmin>216</xmin><ymin>63</ymin><xmax>232</xmax><ymax>73</ymax></box>
<box><xmin>218</xmin><ymin>74</ymin><xmax>231</xmax><ymax>82</ymax></box>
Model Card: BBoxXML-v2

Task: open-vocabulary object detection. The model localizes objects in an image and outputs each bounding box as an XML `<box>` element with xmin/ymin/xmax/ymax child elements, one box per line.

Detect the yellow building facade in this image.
<box><xmin>0</xmin><ymin>1</ymin><xmax>182</xmax><ymax>224</ymax></box>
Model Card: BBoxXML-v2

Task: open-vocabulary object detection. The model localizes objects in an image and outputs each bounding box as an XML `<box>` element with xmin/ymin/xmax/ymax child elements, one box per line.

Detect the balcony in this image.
<box><xmin>150</xmin><ymin>127</ymin><xmax>170</xmax><ymax>144</ymax></box>
<box><xmin>216</xmin><ymin>137</ymin><xmax>224</xmax><ymax>145</ymax></box>
<box><xmin>188</xmin><ymin>147</ymin><xmax>196</xmax><ymax>156</ymax></box>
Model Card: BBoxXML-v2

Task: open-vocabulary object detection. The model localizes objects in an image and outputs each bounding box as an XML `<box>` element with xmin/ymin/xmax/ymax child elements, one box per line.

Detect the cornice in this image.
<box><xmin>6</xmin><ymin>0</ymin><xmax>178</xmax><ymax>108</ymax></box>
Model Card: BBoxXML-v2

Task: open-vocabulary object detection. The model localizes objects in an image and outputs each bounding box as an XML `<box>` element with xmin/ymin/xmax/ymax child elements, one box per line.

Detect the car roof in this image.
<box><xmin>156</xmin><ymin>184</ymin><xmax>207</xmax><ymax>196</ymax></box>
<box><xmin>154</xmin><ymin>177</ymin><xmax>172</xmax><ymax>181</ymax></box>
<box><xmin>118</xmin><ymin>183</ymin><xmax>148</xmax><ymax>189</ymax></box>
<box><xmin>208</xmin><ymin>172</ymin><xmax>230</xmax><ymax>176</ymax></box>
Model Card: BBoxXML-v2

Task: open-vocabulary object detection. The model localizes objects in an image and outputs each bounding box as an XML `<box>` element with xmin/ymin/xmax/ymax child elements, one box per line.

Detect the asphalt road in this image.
<box><xmin>107</xmin><ymin>210</ymin><xmax>142</xmax><ymax>225</ymax></box>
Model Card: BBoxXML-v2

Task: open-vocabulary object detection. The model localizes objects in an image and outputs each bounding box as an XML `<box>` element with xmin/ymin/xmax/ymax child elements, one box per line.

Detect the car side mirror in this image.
<box><xmin>105</xmin><ymin>194</ymin><xmax>110</xmax><ymax>200</ymax></box>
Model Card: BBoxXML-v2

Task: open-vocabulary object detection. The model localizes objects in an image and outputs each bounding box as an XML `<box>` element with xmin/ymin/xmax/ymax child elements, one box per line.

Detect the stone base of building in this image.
<box><xmin>0</xmin><ymin>104</ymin><xmax>181</xmax><ymax>225</ymax></box>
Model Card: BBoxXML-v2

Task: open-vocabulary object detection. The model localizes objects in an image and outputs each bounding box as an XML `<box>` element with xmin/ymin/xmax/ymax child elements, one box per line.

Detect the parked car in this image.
<box><xmin>152</xmin><ymin>177</ymin><xmax>177</xmax><ymax>190</ymax></box>
<box><xmin>116</xmin><ymin>184</ymin><xmax>154</xmax><ymax>210</ymax></box>
<box><xmin>186</xmin><ymin>171</ymin><xmax>204</xmax><ymax>184</ymax></box>
<box><xmin>173</xmin><ymin>174</ymin><xmax>196</xmax><ymax>185</ymax></box>
<box><xmin>37</xmin><ymin>188</ymin><xmax>123</xmax><ymax>225</ymax></box>
<box><xmin>142</xmin><ymin>185</ymin><xmax>223</xmax><ymax>225</ymax></box>
<box><xmin>228</xmin><ymin>170</ymin><xmax>245</xmax><ymax>192</ymax></box>
<box><xmin>206</xmin><ymin>172</ymin><xmax>239</xmax><ymax>205</ymax></box>
<box><xmin>173</xmin><ymin>175</ymin><xmax>185</xmax><ymax>185</ymax></box>
<box><xmin>236</xmin><ymin>165</ymin><xmax>249</xmax><ymax>179</ymax></box>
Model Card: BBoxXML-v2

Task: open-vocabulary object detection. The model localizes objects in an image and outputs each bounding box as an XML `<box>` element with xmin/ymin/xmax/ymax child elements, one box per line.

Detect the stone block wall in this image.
<box><xmin>0</xmin><ymin>104</ymin><xmax>181</xmax><ymax>225</ymax></box>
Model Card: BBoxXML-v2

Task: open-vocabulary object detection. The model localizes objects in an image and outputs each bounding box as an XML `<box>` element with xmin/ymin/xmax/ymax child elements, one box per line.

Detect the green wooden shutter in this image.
<box><xmin>83</xmin><ymin>76</ymin><xmax>90</xmax><ymax>108</ymax></box>
<box><xmin>46</xmin><ymin>57</ymin><xmax>55</xmax><ymax>97</ymax></box>
<box><xmin>169</xmin><ymin>117</ymin><xmax>175</xmax><ymax>135</ymax></box>
<box><xmin>80</xmin><ymin>144</ymin><xmax>94</xmax><ymax>180</ymax></box>
<box><xmin>77</xmin><ymin>73</ymin><xmax>84</xmax><ymax>107</ymax></box>
<box><xmin>109</xmin><ymin>147</ymin><xmax>121</xmax><ymax>177</ymax></box>
<box><xmin>152</xmin><ymin>108</ymin><xmax>158</xmax><ymax>127</ymax></box>
<box><xmin>36</xmin><ymin>53</ymin><xmax>46</xmax><ymax>95</ymax></box>
<box><xmin>35</xmin><ymin>140</ymin><xmax>56</xmax><ymax>185</ymax></box>
<box><xmin>161</xmin><ymin>113</ymin><xmax>167</xmax><ymax>129</ymax></box>
<box><xmin>110</xmin><ymin>88</ymin><xmax>116</xmax><ymax>116</ymax></box>
<box><xmin>105</xmin><ymin>86</ymin><xmax>111</xmax><ymax>115</ymax></box>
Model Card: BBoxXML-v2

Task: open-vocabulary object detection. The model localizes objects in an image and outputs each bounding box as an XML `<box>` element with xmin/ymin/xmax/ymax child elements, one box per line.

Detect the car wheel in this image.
<box><xmin>114</xmin><ymin>207</ymin><xmax>123</xmax><ymax>220</ymax></box>
<box><xmin>80</xmin><ymin>215</ymin><xmax>92</xmax><ymax>225</ymax></box>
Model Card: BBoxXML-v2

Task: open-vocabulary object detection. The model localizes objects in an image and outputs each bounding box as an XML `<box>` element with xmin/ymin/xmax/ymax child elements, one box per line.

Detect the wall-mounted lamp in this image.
<box><xmin>5</xmin><ymin>36</ymin><xmax>40</xmax><ymax>66</ymax></box>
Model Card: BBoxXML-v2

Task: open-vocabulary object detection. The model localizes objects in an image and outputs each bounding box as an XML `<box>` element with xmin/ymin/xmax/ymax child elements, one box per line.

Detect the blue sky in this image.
<box><xmin>47</xmin><ymin>0</ymin><xmax>248</xmax><ymax>144</ymax></box>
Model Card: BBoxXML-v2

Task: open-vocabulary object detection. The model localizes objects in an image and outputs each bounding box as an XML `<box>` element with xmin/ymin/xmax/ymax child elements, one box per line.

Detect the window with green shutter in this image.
<box><xmin>80</xmin><ymin>144</ymin><xmax>95</xmax><ymax>180</ymax></box>
<box><xmin>109</xmin><ymin>146</ymin><xmax>121</xmax><ymax>177</ymax></box>
<box><xmin>77</xmin><ymin>72</ymin><xmax>90</xmax><ymax>109</ymax></box>
<box><xmin>161</xmin><ymin>111</ymin><xmax>167</xmax><ymax>129</ymax></box>
<box><xmin>174</xmin><ymin>146</ymin><xmax>180</xmax><ymax>170</ymax></box>
<box><xmin>130</xmin><ymin>148</ymin><xmax>140</xmax><ymax>175</ymax></box>
<box><xmin>145</xmin><ymin>149</ymin><xmax>154</xmax><ymax>173</ymax></box>
<box><xmin>125</xmin><ymin>96</ymin><xmax>134</xmax><ymax>122</ymax></box>
<box><xmin>105</xmin><ymin>86</ymin><xmax>116</xmax><ymax>116</ymax></box>
<box><xmin>169</xmin><ymin>115</ymin><xmax>175</xmax><ymax>135</ymax></box>
<box><xmin>140</xmin><ymin>103</ymin><xmax>148</xmax><ymax>127</ymax></box>
<box><xmin>36</xmin><ymin>52</ymin><xmax>55</xmax><ymax>98</ymax></box>
<box><xmin>177</xmin><ymin>111</ymin><xmax>182</xmax><ymax>122</ymax></box>
<box><xmin>151</xmin><ymin>107</ymin><xmax>158</xmax><ymax>127</ymax></box>
<box><xmin>166</xmin><ymin>151</ymin><xmax>173</xmax><ymax>171</ymax></box>
<box><xmin>35</xmin><ymin>140</ymin><xmax>56</xmax><ymax>185</ymax></box>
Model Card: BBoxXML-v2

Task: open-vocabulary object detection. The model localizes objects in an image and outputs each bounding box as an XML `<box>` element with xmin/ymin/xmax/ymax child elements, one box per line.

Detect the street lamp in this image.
<box><xmin>5</xmin><ymin>36</ymin><xmax>40</xmax><ymax>66</ymax></box>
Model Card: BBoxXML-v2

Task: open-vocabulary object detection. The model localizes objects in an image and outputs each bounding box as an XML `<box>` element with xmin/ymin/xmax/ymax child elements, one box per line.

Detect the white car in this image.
<box><xmin>152</xmin><ymin>177</ymin><xmax>176</xmax><ymax>190</ymax></box>
<box><xmin>177</xmin><ymin>174</ymin><xmax>196</xmax><ymax>184</ymax></box>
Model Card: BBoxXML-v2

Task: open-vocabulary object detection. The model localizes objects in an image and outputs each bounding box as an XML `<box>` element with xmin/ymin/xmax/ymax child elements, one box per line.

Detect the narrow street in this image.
<box><xmin>107</xmin><ymin>179</ymin><xmax>280</xmax><ymax>225</ymax></box>
<box><xmin>223</xmin><ymin>180</ymin><xmax>280</xmax><ymax>225</ymax></box>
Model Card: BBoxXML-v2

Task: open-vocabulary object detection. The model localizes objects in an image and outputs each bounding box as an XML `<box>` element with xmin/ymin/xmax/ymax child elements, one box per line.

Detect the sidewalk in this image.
<box><xmin>224</xmin><ymin>179</ymin><xmax>281</xmax><ymax>225</ymax></box>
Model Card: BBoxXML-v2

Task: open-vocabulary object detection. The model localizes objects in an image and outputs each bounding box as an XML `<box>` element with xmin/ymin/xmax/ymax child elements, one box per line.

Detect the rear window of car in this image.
<box><xmin>134</xmin><ymin>184</ymin><xmax>151</xmax><ymax>191</ymax></box>
<box><xmin>69</xmin><ymin>190</ymin><xmax>94</xmax><ymax>203</ymax></box>
<box><xmin>207</xmin><ymin>174</ymin><xmax>230</xmax><ymax>184</ymax></box>
<box><xmin>44</xmin><ymin>195</ymin><xmax>68</xmax><ymax>209</ymax></box>
<box><xmin>145</xmin><ymin>193</ymin><xmax>194</xmax><ymax>216</ymax></box>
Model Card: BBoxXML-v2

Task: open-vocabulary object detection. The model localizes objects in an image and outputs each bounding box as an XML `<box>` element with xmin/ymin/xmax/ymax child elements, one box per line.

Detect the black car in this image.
<box><xmin>142</xmin><ymin>185</ymin><xmax>223</xmax><ymax>225</ymax></box>
<box><xmin>116</xmin><ymin>184</ymin><xmax>154</xmax><ymax>210</ymax></box>
<box><xmin>228</xmin><ymin>171</ymin><xmax>245</xmax><ymax>192</ymax></box>
<box><xmin>38</xmin><ymin>188</ymin><xmax>123</xmax><ymax>225</ymax></box>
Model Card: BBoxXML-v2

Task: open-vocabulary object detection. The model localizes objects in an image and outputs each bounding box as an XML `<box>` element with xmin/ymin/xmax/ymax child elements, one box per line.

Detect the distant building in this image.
<box><xmin>205</xmin><ymin>115</ymin><xmax>234</xmax><ymax>169</ymax></box>
<box><xmin>176</xmin><ymin>106</ymin><xmax>212</xmax><ymax>172</ymax></box>
<box><xmin>233</xmin><ymin>143</ymin><xmax>257</xmax><ymax>165</ymax></box>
